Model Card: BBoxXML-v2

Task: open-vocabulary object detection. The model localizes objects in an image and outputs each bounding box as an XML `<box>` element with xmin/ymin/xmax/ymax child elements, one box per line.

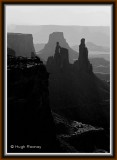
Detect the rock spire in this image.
<box><xmin>77</xmin><ymin>38</ymin><xmax>92</xmax><ymax>73</ymax></box>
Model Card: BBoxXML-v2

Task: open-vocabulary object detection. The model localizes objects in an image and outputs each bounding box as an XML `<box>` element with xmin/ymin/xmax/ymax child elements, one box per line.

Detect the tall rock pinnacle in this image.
<box><xmin>76</xmin><ymin>38</ymin><xmax>92</xmax><ymax>73</ymax></box>
<box><xmin>46</xmin><ymin>38</ymin><xmax>109</xmax><ymax>127</ymax></box>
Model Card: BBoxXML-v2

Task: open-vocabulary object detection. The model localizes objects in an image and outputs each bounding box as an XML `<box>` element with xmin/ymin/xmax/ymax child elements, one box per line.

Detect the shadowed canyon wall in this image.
<box><xmin>46</xmin><ymin>38</ymin><xmax>110</xmax><ymax>127</ymax></box>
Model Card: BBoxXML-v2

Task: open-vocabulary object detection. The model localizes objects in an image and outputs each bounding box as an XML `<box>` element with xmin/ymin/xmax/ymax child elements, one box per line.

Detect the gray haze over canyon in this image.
<box><xmin>7</xmin><ymin>25</ymin><xmax>110</xmax><ymax>47</ymax></box>
<box><xmin>7</xmin><ymin>25</ymin><xmax>110</xmax><ymax>81</ymax></box>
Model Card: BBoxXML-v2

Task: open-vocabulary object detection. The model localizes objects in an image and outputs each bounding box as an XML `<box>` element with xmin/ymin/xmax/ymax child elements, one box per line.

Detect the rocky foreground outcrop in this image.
<box><xmin>52</xmin><ymin>112</ymin><xmax>109</xmax><ymax>153</ymax></box>
<box><xmin>7</xmin><ymin>33</ymin><xmax>35</xmax><ymax>57</ymax></box>
<box><xmin>7</xmin><ymin>58</ymin><xmax>58</xmax><ymax>153</ymax></box>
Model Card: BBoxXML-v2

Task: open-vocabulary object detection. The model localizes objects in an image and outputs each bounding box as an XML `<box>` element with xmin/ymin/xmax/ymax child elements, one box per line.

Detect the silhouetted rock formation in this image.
<box><xmin>47</xmin><ymin>42</ymin><xmax>70</xmax><ymax>73</ymax></box>
<box><xmin>46</xmin><ymin>38</ymin><xmax>110</xmax><ymax>128</ymax></box>
<box><xmin>39</xmin><ymin>32</ymin><xmax>78</xmax><ymax>63</ymax></box>
<box><xmin>74</xmin><ymin>38</ymin><xmax>93</xmax><ymax>73</ymax></box>
<box><xmin>7</xmin><ymin>33</ymin><xmax>35</xmax><ymax>57</ymax></box>
<box><xmin>7</xmin><ymin>59</ymin><xmax>58</xmax><ymax>153</ymax></box>
<box><xmin>54</xmin><ymin>42</ymin><xmax>69</xmax><ymax>67</ymax></box>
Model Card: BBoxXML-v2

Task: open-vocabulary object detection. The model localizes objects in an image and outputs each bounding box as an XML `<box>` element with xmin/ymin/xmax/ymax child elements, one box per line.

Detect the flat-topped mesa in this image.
<box><xmin>49</xmin><ymin>32</ymin><xmax>64</xmax><ymax>43</ymax></box>
<box><xmin>78</xmin><ymin>38</ymin><xmax>92</xmax><ymax>73</ymax></box>
<box><xmin>7</xmin><ymin>33</ymin><xmax>36</xmax><ymax>58</ymax></box>
<box><xmin>39</xmin><ymin>32</ymin><xmax>78</xmax><ymax>63</ymax></box>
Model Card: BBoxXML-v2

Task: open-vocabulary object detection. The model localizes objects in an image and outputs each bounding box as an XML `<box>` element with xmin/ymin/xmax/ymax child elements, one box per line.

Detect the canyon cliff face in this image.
<box><xmin>7</xmin><ymin>59</ymin><xmax>58</xmax><ymax>152</ymax></box>
<box><xmin>39</xmin><ymin>32</ymin><xmax>78</xmax><ymax>63</ymax></box>
<box><xmin>7</xmin><ymin>33</ymin><xmax>35</xmax><ymax>57</ymax></box>
<box><xmin>7</xmin><ymin>32</ymin><xmax>110</xmax><ymax>153</ymax></box>
<box><xmin>46</xmin><ymin>38</ymin><xmax>110</xmax><ymax>127</ymax></box>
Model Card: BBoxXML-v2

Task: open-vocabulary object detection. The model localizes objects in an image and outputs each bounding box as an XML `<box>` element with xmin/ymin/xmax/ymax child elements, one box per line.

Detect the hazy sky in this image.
<box><xmin>6</xmin><ymin>5</ymin><xmax>112</xmax><ymax>26</ymax></box>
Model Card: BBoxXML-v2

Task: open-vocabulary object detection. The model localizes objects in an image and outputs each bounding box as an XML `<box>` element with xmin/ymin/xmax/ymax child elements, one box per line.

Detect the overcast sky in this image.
<box><xmin>6</xmin><ymin>5</ymin><xmax>112</xmax><ymax>26</ymax></box>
